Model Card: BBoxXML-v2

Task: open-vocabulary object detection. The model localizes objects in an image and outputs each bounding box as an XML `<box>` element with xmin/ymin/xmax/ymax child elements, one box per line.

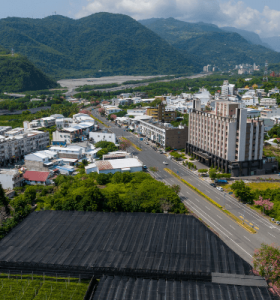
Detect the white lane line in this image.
<box><xmin>244</xmin><ymin>236</ymin><xmax>250</xmax><ymax>242</ymax></box>
<box><xmin>186</xmin><ymin>192</ymin><xmax>190</xmax><ymax>195</ymax></box>
<box><xmin>217</xmin><ymin>215</ymin><xmax>222</xmax><ymax>220</ymax></box>
<box><xmin>186</xmin><ymin>202</ymin><xmax>252</xmax><ymax>259</ymax></box>
<box><xmin>229</xmin><ymin>225</ymin><xmax>236</xmax><ymax>230</ymax></box>
<box><xmin>268</xmin><ymin>232</ymin><xmax>276</xmax><ymax>238</ymax></box>
<box><xmin>195</xmin><ymin>198</ymin><xmax>200</xmax><ymax>202</ymax></box>
<box><xmin>205</xmin><ymin>206</ymin><xmax>210</xmax><ymax>210</ymax></box>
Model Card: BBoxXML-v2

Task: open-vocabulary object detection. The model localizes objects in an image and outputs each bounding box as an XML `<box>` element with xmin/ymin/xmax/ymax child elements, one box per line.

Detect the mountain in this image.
<box><xmin>0</xmin><ymin>48</ymin><xmax>58</xmax><ymax>92</ymax></box>
<box><xmin>0</xmin><ymin>13</ymin><xmax>197</xmax><ymax>79</ymax></box>
<box><xmin>140</xmin><ymin>17</ymin><xmax>280</xmax><ymax>69</ymax></box>
<box><xmin>262</xmin><ymin>37</ymin><xmax>280</xmax><ymax>52</ymax></box>
<box><xmin>139</xmin><ymin>18</ymin><xmax>223</xmax><ymax>43</ymax></box>
<box><xmin>221</xmin><ymin>26</ymin><xmax>271</xmax><ymax>48</ymax></box>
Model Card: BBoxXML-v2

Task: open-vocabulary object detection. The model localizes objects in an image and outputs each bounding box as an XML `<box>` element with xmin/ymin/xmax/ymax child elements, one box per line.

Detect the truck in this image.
<box><xmin>215</xmin><ymin>179</ymin><xmax>228</xmax><ymax>183</ymax></box>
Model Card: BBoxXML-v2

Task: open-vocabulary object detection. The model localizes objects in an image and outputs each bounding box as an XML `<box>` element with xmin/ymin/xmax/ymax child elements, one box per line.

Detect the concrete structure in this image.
<box><xmin>89</xmin><ymin>131</ymin><xmax>116</xmax><ymax>144</ymax></box>
<box><xmin>85</xmin><ymin>158</ymin><xmax>143</xmax><ymax>174</ymax></box>
<box><xmin>260</xmin><ymin>108</ymin><xmax>280</xmax><ymax>118</ymax></box>
<box><xmin>0</xmin><ymin>169</ymin><xmax>24</xmax><ymax>190</ymax></box>
<box><xmin>221</xmin><ymin>81</ymin><xmax>235</xmax><ymax>98</ymax></box>
<box><xmin>0</xmin><ymin>127</ymin><xmax>12</xmax><ymax>136</ymax></box>
<box><xmin>193</xmin><ymin>88</ymin><xmax>212</xmax><ymax>105</ymax></box>
<box><xmin>52</xmin><ymin>122</ymin><xmax>95</xmax><ymax>145</ymax></box>
<box><xmin>55</xmin><ymin>118</ymin><xmax>73</xmax><ymax>129</ymax></box>
<box><xmin>24</xmin><ymin>150</ymin><xmax>58</xmax><ymax>171</ymax></box>
<box><xmin>104</xmin><ymin>106</ymin><xmax>123</xmax><ymax>115</ymax></box>
<box><xmin>260</xmin><ymin>98</ymin><xmax>277</xmax><ymax>106</ymax></box>
<box><xmin>137</xmin><ymin>120</ymin><xmax>188</xmax><ymax>149</ymax></box>
<box><xmin>146</xmin><ymin>103</ymin><xmax>177</xmax><ymax>122</ymax></box>
<box><xmin>186</xmin><ymin>100</ymin><xmax>268</xmax><ymax>177</ymax></box>
<box><xmin>0</xmin><ymin>130</ymin><xmax>49</xmax><ymax>166</ymax></box>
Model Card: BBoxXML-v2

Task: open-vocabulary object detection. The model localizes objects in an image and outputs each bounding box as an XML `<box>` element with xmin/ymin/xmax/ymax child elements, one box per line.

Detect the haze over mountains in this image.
<box><xmin>0</xmin><ymin>12</ymin><xmax>280</xmax><ymax>87</ymax></box>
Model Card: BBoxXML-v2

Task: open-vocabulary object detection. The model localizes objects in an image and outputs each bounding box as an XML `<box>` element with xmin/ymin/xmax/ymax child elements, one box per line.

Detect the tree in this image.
<box><xmin>120</xmin><ymin>139</ymin><xmax>132</xmax><ymax>151</ymax></box>
<box><xmin>160</xmin><ymin>198</ymin><xmax>174</xmax><ymax>213</ymax></box>
<box><xmin>97</xmin><ymin>148</ymin><xmax>109</xmax><ymax>158</ymax></box>
<box><xmin>209</xmin><ymin>168</ymin><xmax>217</xmax><ymax>180</ymax></box>
<box><xmin>254</xmin><ymin>196</ymin><xmax>274</xmax><ymax>214</ymax></box>
<box><xmin>253</xmin><ymin>243</ymin><xmax>280</xmax><ymax>288</ymax></box>
<box><xmin>198</xmin><ymin>169</ymin><xmax>208</xmax><ymax>174</ymax></box>
<box><xmin>231</xmin><ymin>180</ymin><xmax>255</xmax><ymax>204</ymax></box>
<box><xmin>98</xmin><ymin>108</ymin><xmax>105</xmax><ymax>116</ymax></box>
<box><xmin>110</xmin><ymin>114</ymin><xmax>117</xmax><ymax>120</ymax></box>
<box><xmin>171</xmin><ymin>184</ymin><xmax>181</xmax><ymax>195</ymax></box>
<box><xmin>0</xmin><ymin>184</ymin><xmax>9</xmax><ymax>213</ymax></box>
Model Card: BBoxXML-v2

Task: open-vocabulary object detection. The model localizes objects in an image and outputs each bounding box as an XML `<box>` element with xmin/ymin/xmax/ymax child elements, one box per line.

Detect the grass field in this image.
<box><xmin>0</xmin><ymin>274</ymin><xmax>90</xmax><ymax>300</ymax></box>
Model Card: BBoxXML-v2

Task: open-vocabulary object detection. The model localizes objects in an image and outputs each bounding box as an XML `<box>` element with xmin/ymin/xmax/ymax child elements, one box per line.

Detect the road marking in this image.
<box><xmin>245</xmin><ymin>219</ymin><xmax>249</xmax><ymax>223</ymax></box>
<box><xmin>244</xmin><ymin>236</ymin><xmax>250</xmax><ymax>242</ymax></box>
<box><xmin>240</xmin><ymin>216</ymin><xmax>244</xmax><ymax>219</ymax></box>
<box><xmin>186</xmin><ymin>201</ymin><xmax>252</xmax><ymax>258</ymax></box>
<box><xmin>268</xmin><ymin>232</ymin><xmax>276</xmax><ymax>238</ymax></box>
<box><xmin>255</xmin><ymin>227</ymin><xmax>259</xmax><ymax>230</ymax></box>
<box><xmin>249</xmin><ymin>223</ymin><xmax>253</xmax><ymax>226</ymax></box>
<box><xmin>230</xmin><ymin>225</ymin><xmax>236</xmax><ymax>230</ymax></box>
<box><xmin>217</xmin><ymin>215</ymin><xmax>222</xmax><ymax>219</ymax></box>
<box><xmin>195</xmin><ymin>198</ymin><xmax>200</xmax><ymax>202</ymax></box>
<box><xmin>205</xmin><ymin>206</ymin><xmax>210</xmax><ymax>210</ymax></box>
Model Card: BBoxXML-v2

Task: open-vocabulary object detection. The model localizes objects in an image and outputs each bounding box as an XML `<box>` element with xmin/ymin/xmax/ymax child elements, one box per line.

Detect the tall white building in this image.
<box><xmin>221</xmin><ymin>81</ymin><xmax>235</xmax><ymax>98</ymax></box>
<box><xmin>187</xmin><ymin>100</ymin><xmax>266</xmax><ymax>177</ymax></box>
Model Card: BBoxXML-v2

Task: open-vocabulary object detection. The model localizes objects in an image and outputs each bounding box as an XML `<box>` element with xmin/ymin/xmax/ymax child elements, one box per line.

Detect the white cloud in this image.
<box><xmin>76</xmin><ymin>0</ymin><xmax>280</xmax><ymax>37</ymax></box>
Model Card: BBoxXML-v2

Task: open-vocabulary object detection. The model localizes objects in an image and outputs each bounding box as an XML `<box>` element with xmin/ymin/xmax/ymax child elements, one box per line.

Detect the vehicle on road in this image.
<box><xmin>216</xmin><ymin>186</ymin><xmax>223</xmax><ymax>191</ymax></box>
<box><xmin>142</xmin><ymin>165</ymin><xmax>147</xmax><ymax>170</ymax></box>
<box><xmin>215</xmin><ymin>179</ymin><xmax>228</xmax><ymax>183</ymax></box>
<box><xmin>276</xmin><ymin>221</ymin><xmax>280</xmax><ymax>225</ymax></box>
<box><xmin>210</xmin><ymin>183</ymin><xmax>216</xmax><ymax>187</ymax></box>
<box><xmin>163</xmin><ymin>161</ymin><xmax>168</xmax><ymax>165</ymax></box>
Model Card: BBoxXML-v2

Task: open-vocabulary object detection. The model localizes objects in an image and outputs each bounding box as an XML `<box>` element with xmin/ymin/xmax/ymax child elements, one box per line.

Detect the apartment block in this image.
<box><xmin>0</xmin><ymin>130</ymin><xmax>49</xmax><ymax>166</ymax></box>
<box><xmin>138</xmin><ymin>120</ymin><xmax>188</xmax><ymax>149</ymax></box>
<box><xmin>186</xmin><ymin>100</ymin><xmax>271</xmax><ymax>177</ymax></box>
<box><xmin>146</xmin><ymin>103</ymin><xmax>177</xmax><ymax>122</ymax></box>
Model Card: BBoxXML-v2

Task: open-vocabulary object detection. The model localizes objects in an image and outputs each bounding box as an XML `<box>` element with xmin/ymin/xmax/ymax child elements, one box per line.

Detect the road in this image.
<box><xmin>91</xmin><ymin>109</ymin><xmax>280</xmax><ymax>264</ymax></box>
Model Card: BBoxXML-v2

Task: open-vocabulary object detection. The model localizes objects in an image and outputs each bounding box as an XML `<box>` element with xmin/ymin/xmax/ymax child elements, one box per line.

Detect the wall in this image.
<box><xmin>0</xmin><ymin>173</ymin><xmax>13</xmax><ymax>189</ymax></box>
<box><xmin>25</xmin><ymin>160</ymin><xmax>49</xmax><ymax>172</ymax></box>
<box><xmin>165</xmin><ymin>127</ymin><xmax>188</xmax><ymax>149</ymax></box>
<box><xmin>89</xmin><ymin>132</ymin><xmax>116</xmax><ymax>144</ymax></box>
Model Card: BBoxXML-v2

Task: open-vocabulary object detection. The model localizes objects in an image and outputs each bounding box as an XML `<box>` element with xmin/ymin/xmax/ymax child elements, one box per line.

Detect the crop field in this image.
<box><xmin>0</xmin><ymin>273</ymin><xmax>90</xmax><ymax>300</ymax></box>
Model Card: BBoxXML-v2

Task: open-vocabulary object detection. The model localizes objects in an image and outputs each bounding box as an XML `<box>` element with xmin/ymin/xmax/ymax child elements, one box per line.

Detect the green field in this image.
<box><xmin>0</xmin><ymin>274</ymin><xmax>90</xmax><ymax>300</ymax></box>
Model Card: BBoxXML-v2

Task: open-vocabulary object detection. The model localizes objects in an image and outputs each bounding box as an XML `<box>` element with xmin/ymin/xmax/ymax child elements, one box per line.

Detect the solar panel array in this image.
<box><xmin>0</xmin><ymin>211</ymin><xmax>251</xmax><ymax>275</ymax></box>
<box><xmin>92</xmin><ymin>276</ymin><xmax>275</xmax><ymax>300</ymax></box>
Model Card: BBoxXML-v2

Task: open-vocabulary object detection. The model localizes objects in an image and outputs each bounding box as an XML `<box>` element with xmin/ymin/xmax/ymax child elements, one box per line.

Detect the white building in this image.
<box><xmin>187</xmin><ymin>99</ymin><xmax>265</xmax><ymax>177</ymax></box>
<box><xmin>25</xmin><ymin>150</ymin><xmax>58</xmax><ymax>171</ymax></box>
<box><xmin>0</xmin><ymin>169</ymin><xmax>24</xmax><ymax>190</ymax></box>
<box><xmin>260</xmin><ymin>98</ymin><xmax>277</xmax><ymax>106</ymax></box>
<box><xmin>103</xmin><ymin>106</ymin><xmax>123</xmax><ymax>115</ymax></box>
<box><xmin>260</xmin><ymin>108</ymin><xmax>280</xmax><ymax>118</ymax></box>
<box><xmin>0</xmin><ymin>130</ymin><xmax>49</xmax><ymax>166</ymax></box>
<box><xmin>193</xmin><ymin>88</ymin><xmax>212</xmax><ymax>105</ymax></box>
<box><xmin>85</xmin><ymin>158</ymin><xmax>143</xmax><ymax>174</ymax></box>
<box><xmin>89</xmin><ymin>131</ymin><xmax>116</xmax><ymax>144</ymax></box>
<box><xmin>221</xmin><ymin>80</ymin><xmax>235</xmax><ymax>98</ymax></box>
<box><xmin>0</xmin><ymin>127</ymin><xmax>12</xmax><ymax>136</ymax></box>
<box><xmin>56</xmin><ymin>118</ymin><xmax>74</xmax><ymax>129</ymax></box>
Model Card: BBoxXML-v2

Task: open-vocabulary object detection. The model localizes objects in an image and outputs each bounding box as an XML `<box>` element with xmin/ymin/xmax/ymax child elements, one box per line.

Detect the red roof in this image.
<box><xmin>24</xmin><ymin>171</ymin><xmax>50</xmax><ymax>182</ymax></box>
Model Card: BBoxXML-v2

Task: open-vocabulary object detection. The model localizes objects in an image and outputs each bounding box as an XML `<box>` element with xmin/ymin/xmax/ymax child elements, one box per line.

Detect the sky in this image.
<box><xmin>1</xmin><ymin>0</ymin><xmax>280</xmax><ymax>37</ymax></box>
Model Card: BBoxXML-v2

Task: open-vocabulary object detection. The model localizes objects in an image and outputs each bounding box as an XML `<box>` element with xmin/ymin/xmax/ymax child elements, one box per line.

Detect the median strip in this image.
<box><xmin>164</xmin><ymin>168</ymin><xmax>256</xmax><ymax>234</ymax></box>
<box><xmin>90</xmin><ymin>114</ymin><xmax>110</xmax><ymax>128</ymax></box>
<box><xmin>121</xmin><ymin>137</ymin><xmax>142</xmax><ymax>151</ymax></box>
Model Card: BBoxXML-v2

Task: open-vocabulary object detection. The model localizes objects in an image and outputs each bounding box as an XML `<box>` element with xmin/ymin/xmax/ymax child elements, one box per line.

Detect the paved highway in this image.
<box><xmin>91</xmin><ymin>109</ymin><xmax>280</xmax><ymax>264</ymax></box>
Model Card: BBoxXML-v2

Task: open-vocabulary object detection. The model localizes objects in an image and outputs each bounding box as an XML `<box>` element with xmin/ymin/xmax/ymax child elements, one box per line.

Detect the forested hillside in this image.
<box><xmin>0</xmin><ymin>50</ymin><xmax>58</xmax><ymax>92</ymax></box>
<box><xmin>140</xmin><ymin>18</ymin><xmax>280</xmax><ymax>69</ymax></box>
<box><xmin>0</xmin><ymin>13</ymin><xmax>197</xmax><ymax>79</ymax></box>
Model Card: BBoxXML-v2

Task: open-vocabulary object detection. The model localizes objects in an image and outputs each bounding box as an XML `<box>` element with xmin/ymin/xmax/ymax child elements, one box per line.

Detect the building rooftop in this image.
<box><xmin>0</xmin><ymin>169</ymin><xmax>19</xmax><ymax>176</ymax></box>
<box><xmin>23</xmin><ymin>171</ymin><xmax>50</xmax><ymax>182</ymax></box>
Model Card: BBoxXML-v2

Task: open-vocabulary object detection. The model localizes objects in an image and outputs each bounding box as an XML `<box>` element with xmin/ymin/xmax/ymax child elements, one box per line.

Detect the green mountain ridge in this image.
<box><xmin>0</xmin><ymin>13</ymin><xmax>198</xmax><ymax>79</ymax></box>
<box><xmin>0</xmin><ymin>49</ymin><xmax>58</xmax><ymax>93</ymax></box>
<box><xmin>140</xmin><ymin>18</ymin><xmax>280</xmax><ymax>69</ymax></box>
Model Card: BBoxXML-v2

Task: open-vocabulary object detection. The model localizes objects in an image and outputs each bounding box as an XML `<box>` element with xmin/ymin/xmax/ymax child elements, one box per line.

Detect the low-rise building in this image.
<box><xmin>146</xmin><ymin>103</ymin><xmax>177</xmax><ymax>122</ymax></box>
<box><xmin>0</xmin><ymin>126</ymin><xmax>12</xmax><ymax>136</ymax></box>
<box><xmin>260</xmin><ymin>108</ymin><xmax>280</xmax><ymax>118</ymax></box>
<box><xmin>89</xmin><ymin>131</ymin><xmax>116</xmax><ymax>144</ymax></box>
<box><xmin>0</xmin><ymin>130</ymin><xmax>50</xmax><ymax>166</ymax></box>
<box><xmin>260</xmin><ymin>98</ymin><xmax>277</xmax><ymax>106</ymax></box>
<box><xmin>85</xmin><ymin>158</ymin><xmax>143</xmax><ymax>174</ymax></box>
<box><xmin>0</xmin><ymin>169</ymin><xmax>24</xmax><ymax>189</ymax></box>
<box><xmin>137</xmin><ymin>120</ymin><xmax>188</xmax><ymax>149</ymax></box>
<box><xmin>23</xmin><ymin>170</ymin><xmax>51</xmax><ymax>185</ymax></box>
<box><xmin>24</xmin><ymin>150</ymin><xmax>58</xmax><ymax>171</ymax></box>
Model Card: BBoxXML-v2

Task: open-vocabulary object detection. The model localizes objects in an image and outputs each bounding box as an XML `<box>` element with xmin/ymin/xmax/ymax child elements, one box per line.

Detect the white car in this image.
<box><xmin>163</xmin><ymin>161</ymin><xmax>168</xmax><ymax>165</ymax></box>
<box><xmin>216</xmin><ymin>186</ymin><xmax>223</xmax><ymax>191</ymax></box>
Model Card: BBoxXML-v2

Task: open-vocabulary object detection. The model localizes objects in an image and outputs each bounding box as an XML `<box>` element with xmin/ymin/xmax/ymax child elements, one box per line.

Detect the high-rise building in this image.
<box><xmin>186</xmin><ymin>100</ymin><xmax>266</xmax><ymax>176</ymax></box>
<box><xmin>221</xmin><ymin>80</ymin><xmax>235</xmax><ymax>98</ymax></box>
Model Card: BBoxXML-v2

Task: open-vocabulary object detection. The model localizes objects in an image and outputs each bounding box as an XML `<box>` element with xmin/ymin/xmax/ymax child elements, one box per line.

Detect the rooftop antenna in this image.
<box><xmin>263</xmin><ymin>60</ymin><xmax>268</xmax><ymax>82</ymax></box>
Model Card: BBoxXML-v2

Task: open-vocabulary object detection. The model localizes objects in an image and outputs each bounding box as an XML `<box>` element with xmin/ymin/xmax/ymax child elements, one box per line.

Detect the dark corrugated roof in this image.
<box><xmin>92</xmin><ymin>276</ymin><xmax>275</xmax><ymax>300</ymax></box>
<box><xmin>0</xmin><ymin>211</ymin><xmax>251</xmax><ymax>276</ymax></box>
